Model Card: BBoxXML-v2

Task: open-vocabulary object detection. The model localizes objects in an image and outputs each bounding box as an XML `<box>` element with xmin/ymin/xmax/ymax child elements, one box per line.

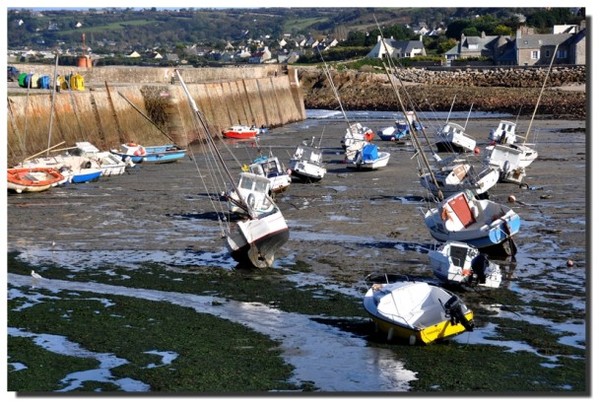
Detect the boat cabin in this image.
<box><xmin>489</xmin><ymin>120</ymin><xmax>517</xmax><ymax>144</ymax></box>
<box><xmin>440</xmin><ymin>191</ymin><xmax>482</xmax><ymax>231</ymax></box>
<box><xmin>232</xmin><ymin>172</ymin><xmax>274</xmax><ymax>215</ymax></box>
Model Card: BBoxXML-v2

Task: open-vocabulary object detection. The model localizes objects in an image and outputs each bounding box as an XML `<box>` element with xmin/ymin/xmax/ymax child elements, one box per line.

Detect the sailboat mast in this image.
<box><xmin>174</xmin><ymin>69</ymin><xmax>253</xmax><ymax>217</ymax></box>
<box><xmin>46</xmin><ymin>52</ymin><xmax>60</xmax><ymax>156</ymax></box>
<box><xmin>317</xmin><ymin>48</ymin><xmax>355</xmax><ymax>135</ymax></box>
<box><xmin>374</xmin><ymin>21</ymin><xmax>443</xmax><ymax>199</ymax></box>
<box><xmin>524</xmin><ymin>45</ymin><xmax>558</xmax><ymax>143</ymax></box>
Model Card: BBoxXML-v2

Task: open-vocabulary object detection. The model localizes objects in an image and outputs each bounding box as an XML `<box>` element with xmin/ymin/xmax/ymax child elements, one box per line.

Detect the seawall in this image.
<box><xmin>7</xmin><ymin>65</ymin><xmax>306</xmax><ymax>164</ymax></box>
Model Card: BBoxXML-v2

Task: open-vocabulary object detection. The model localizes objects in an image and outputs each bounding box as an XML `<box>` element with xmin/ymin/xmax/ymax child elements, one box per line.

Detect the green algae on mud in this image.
<box><xmin>7</xmin><ymin>252</ymin><xmax>588</xmax><ymax>394</ymax></box>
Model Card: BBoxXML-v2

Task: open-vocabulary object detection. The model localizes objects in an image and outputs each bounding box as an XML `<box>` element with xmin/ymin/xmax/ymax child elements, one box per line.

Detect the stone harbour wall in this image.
<box><xmin>7</xmin><ymin>65</ymin><xmax>305</xmax><ymax>163</ymax></box>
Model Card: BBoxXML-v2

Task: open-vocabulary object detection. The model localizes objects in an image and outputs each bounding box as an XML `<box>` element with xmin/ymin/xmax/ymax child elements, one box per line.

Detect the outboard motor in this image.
<box><xmin>444</xmin><ymin>295</ymin><xmax>475</xmax><ymax>331</ymax></box>
<box><xmin>471</xmin><ymin>253</ymin><xmax>489</xmax><ymax>285</ymax></box>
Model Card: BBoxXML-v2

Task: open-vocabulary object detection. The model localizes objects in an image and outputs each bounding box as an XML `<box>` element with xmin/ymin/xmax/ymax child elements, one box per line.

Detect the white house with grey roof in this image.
<box><xmin>367</xmin><ymin>36</ymin><xmax>427</xmax><ymax>59</ymax></box>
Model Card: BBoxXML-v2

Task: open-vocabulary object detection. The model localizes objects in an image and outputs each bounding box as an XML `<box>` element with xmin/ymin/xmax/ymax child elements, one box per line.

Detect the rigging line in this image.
<box><xmin>175</xmin><ymin>69</ymin><xmax>253</xmax><ymax>218</ymax></box>
<box><xmin>189</xmin><ymin>112</ymin><xmax>229</xmax><ymax>211</ymax></box>
<box><xmin>184</xmin><ymin>107</ymin><xmax>229</xmax><ymax>233</ymax></box>
<box><xmin>189</xmin><ymin>155</ymin><xmax>228</xmax><ymax>234</ymax></box>
<box><xmin>117</xmin><ymin>91</ymin><xmax>176</xmax><ymax>145</ymax></box>
<box><xmin>373</xmin><ymin>17</ymin><xmax>440</xmax><ymax>159</ymax></box>
<box><xmin>216</xmin><ymin>135</ymin><xmax>246</xmax><ymax>170</ymax></box>
<box><xmin>382</xmin><ymin>60</ymin><xmax>443</xmax><ymax>201</ymax></box>
<box><xmin>317</xmin><ymin>47</ymin><xmax>355</xmax><ymax>137</ymax></box>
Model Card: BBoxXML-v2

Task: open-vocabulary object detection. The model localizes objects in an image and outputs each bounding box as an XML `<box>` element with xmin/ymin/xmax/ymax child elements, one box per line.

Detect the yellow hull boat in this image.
<box><xmin>363</xmin><ymin>281</ymin><xmax>474</xmax><ymax>345</ymax></box>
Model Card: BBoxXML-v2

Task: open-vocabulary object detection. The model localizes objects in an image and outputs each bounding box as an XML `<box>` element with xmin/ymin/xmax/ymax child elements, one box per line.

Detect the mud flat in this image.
<box><xmin>6</xmin><ymin>115</ymin><xmax>588</xmax><ymax>393</ymax></box>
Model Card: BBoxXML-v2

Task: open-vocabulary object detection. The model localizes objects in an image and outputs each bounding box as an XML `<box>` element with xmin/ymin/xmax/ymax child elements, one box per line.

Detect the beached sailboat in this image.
<box><xmin>17</xmin><ymin>152</ymin><xmax>103</xmax><ymax>184</ymax></box>
<box><xmin>345</xmin><ymin>142</ymin><xmax>390</xmax><ymax>170</ymax></box>
<box><xmin>175</xmin><ymin>70</ymin><xmax>289</xmax><ymax>269</ymax></box>
<box><xmin>317</xmin><ymin>53</ymin><xmax>375</xmax><ymax>152</ymax></box>
<box><xmin>72</xmin><ymin>141</ymin><xmax>129</xmax><ymax>176</ymax></box>
<box><xmin>246</xmin><ymin>153</ymin><xmax>291</xmax><ymax>195</ymax></box>
<box><xmin>376</xmin><ymin>113</ymin><xmax>416</xmax><ymax>142</ymax></box>
<box><xmin>485</xmin><ymin>47</ymin><xmax>557</xmax><ymax>185</ymax></box>
<box><xmin>435</xmin><ymin>122</ymin><xmax>478</xmax><ymax>153</ymax></box>
<box><xmin>419</xmin><ymin>158</ymin><xmax>500</xmax><ymax>199</ymax></box>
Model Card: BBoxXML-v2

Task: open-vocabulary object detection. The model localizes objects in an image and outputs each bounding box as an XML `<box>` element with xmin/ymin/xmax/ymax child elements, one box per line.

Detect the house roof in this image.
<box><xmin>386</xmin><ymin>39</ymin><xmax>424</xmax><ymax>53</ymax></box>
<box><xmin>516</xmin><ymin>33</ymin><xmax>572</xmax><ymax>49</ymax></box>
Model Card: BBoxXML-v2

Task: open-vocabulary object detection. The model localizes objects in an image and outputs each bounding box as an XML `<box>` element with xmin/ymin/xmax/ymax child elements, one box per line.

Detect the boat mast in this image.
<box><xmin>446</xmin><ymin>95</ymin><xmax>456</xmax><ymax>123</ymax></box>
<box><xmin>524</xmin><ymin>45</ymin><xmax>558</xmax><ymax>143</ymax></box>
<box><xmin>174</xmin><ymin>69</ymin><xmax>253</xmax><ymax>218</ymax></box>
<box><xmin>46</xmin><ymin>51</ymin><xmax>60</xmax><ymax>156</ymax></box>
<box><xmin>375</xmin><ymin>19</ymin><xmax>443</xmax><ymax>199</ymax></box>
<box><xmin>317</xmin><ymin>48</ymin><xmax>355</xmax><ymax>136</ymax></box>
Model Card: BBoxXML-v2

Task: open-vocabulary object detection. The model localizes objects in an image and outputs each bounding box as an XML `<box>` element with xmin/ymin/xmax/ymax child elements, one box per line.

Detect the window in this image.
<box><xmin>557</xmin><ymin>50</ymin><xmax>567</xmax><ymax>59</ymax></box>
<box><xmin>531</xmin><ymin>50</ymin><xmax>539</xmax><ymax>60</ymax></box>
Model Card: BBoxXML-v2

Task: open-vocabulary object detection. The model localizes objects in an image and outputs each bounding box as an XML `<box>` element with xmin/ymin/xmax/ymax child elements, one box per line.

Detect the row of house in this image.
<box><xmin>444</xmin><ymin>23</ymin><xmax>586</xmax><ymax>65</ymax></box>
<box><xmin>367</xmin><ymin>22</ymin><xmax>586</xmax><ymax>66</ymax></box>
<box><xmin>9</xmin><ymin>21</ymin><xmax>586</xmax><ymax>67</ymax></box>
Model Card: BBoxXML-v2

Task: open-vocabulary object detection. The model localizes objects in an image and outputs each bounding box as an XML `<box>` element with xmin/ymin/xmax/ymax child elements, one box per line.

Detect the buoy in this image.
<box><xmin>567</xmin><ymin>259</ymin><xmax>574</xmax><ymax>267</ymax></box>
<box><xmin>474</xmin><ymin>146</ymin><xmax>480</xmax><ymax>154</ymax></box>
<box><xmin>508</xmin><ymin>195</ymin><xmax>516</xmax><ymax>203</ymax></box>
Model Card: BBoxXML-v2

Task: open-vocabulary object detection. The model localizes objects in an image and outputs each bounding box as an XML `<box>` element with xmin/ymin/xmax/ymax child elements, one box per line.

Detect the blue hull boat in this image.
<box><xmin>69</xmin><ymin>168</ymin><xmax>103</xmax><ymax>183</ymax></box>
<box><xmin>111</xmin><ymin>143</ymin><xmax>187</xmax><ymax>164</ymax></box>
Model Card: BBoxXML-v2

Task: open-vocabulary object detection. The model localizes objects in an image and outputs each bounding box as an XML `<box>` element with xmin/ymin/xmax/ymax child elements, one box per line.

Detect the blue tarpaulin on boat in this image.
<box><xmin>362</xmin><ymin>144</ymin><xmax>379</xmax><ymax>160</ymax></box>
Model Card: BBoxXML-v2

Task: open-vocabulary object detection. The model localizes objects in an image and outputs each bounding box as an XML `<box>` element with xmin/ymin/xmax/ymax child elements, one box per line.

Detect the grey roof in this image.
<box><xmin>516</xmin><ymin>33</ymin><xmax>572</xmax><ymax>49</ymax></box>
<box><xmin>386</xmin><ymin>39</ymin><xmax>424</xmax><ymax>53</ymax></box>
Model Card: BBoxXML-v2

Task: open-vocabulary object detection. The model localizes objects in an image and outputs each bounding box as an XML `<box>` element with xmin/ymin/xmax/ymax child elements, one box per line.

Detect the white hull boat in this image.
<box><xmin>247</xmin><ymin>155</ymin><xmax>291</xmax><ymax>194</ymax></box>
<box><xmin>346</xmin><ymin>143</ymin><xmax>390</xmax><ymax>170</ymax></box>
<box><xmin>435</xmin><ymin>122</ymin><xmax>477</xmax><ymax>153</ymax></box>
<box><xmin>177</xmin><ymin>70</ymin><xmax>289</xmax><ymax>269</ymax></box>
<box><xmin>73</xmin><ymin>141</ymin><xmax>129</xmax><ymax>176</ymax></box>
<box><xmin>428</xmin><ymin>241</ymin><xmax>502</xmax><ymax>288</ymax></box>
<box><xmin>420</xmin><ymin>163</ymin><xmax>500</xmax><ymax>198</ymax></box>
<box><xmin>423</xmin><ymin>190</ymin><xmax>520</xmax><ymax>256</ymax></box>
<box><xmin>289</xmin><ymin>143</ymin><xmax>327</xmax><ymax>182</ymax></box>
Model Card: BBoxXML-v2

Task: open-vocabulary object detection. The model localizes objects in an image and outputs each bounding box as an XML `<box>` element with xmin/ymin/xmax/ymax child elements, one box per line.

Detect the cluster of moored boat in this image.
<box><xmin>7</xmin><ymin>140</ymin><xmax>187</xmax><ymax>194</ymax></box>
<box><xmin>364</xmin><ymin>108</ymin><xmax>543</xmax><ymax>344</ymax></box>
<box><xmin>172</xmin><ymin>57</ymin><xmax>548</xmax><ymax>345</ymax></box>
<box><xmin>360</xmin><ymin>96</ymin><xmax>550</xmax><ymax>344</ymax></box>
<box><xmin>9</xmin><ymin>66</ymin><xmax>541</xmax><ymax>347</ymax></box>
